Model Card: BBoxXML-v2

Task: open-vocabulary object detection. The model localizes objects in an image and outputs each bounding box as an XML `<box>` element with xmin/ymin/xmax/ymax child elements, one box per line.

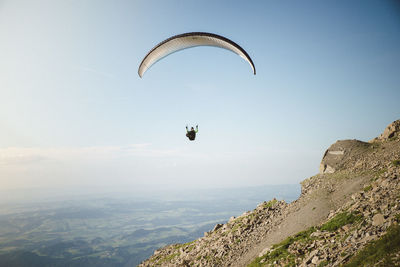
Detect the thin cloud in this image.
<box><xmin>0</xmin><ymin>144</ymin><xmax>180</xmax><ymax>165</ymax></box>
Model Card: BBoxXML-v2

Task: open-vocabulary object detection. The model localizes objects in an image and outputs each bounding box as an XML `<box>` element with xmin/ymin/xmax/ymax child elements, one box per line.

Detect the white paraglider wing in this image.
<box><xmin>138</xmin><ymin>32</ymin><xmax>256</xmax><ymax>77</ymax></box>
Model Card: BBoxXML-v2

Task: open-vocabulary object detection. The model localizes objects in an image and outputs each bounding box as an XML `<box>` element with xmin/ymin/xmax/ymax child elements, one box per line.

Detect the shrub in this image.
<box><xmin>363</xmin><ymin>185</ymin><xmax>372</xmax><ymax>192</ymax></box>
<box><xmin>392</xmin><ymin>160</ymin><xmax>400</xmax><ymax>167</ymax></box>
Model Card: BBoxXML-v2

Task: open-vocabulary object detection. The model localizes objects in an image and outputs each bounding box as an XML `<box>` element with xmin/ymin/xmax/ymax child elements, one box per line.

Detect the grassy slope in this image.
<box><xmin>343</xmin><ymin>220</ymin><xmax>400</xmax><ymax>267</ymax></box>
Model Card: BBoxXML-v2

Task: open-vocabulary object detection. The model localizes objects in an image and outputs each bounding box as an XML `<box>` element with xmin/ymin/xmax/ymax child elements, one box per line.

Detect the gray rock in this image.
<box><xmin>372</xmin><ymin>214</ymin><xmax>385</xmax><ymax>226</ymax></box>
<box><xmin>342</xmin><ymin>224</ymin><xmax>350</xmax><ymax>232</ymax></box>
<box><xmin>305</xmin><ymin>250</ymin><xmax>318</xmax><ymax>264</ymax></box>
<box><xmin>312</xmin><ymin>255</ymin><xmax>320</xmax><ymax>264</ymax></box>
<box><xmin>212</xmin><ymin>223</ymin><xmax>223</xmax><ymax>232</ymax></box>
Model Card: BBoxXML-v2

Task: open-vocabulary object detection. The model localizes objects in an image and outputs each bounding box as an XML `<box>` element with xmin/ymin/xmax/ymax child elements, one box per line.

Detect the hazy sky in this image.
<box><xmin>1</xmin><ymin>0</ymin><xmax>399</xmax><ymax>193</ymax></box>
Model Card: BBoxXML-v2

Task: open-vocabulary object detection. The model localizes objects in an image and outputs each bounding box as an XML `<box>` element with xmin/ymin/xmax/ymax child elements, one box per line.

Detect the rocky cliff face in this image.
<box><xmin>138</xmin><ymin>120</ymin><xmax>400</xmax><ymax>267</ymax></box>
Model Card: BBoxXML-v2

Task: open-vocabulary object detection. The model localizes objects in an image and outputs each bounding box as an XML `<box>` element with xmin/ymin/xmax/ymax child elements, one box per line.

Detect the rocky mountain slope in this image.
<box><xmin>139</xmin><ymin>120</ymin><xmax>400</xmax><ymax>267</ymax></box>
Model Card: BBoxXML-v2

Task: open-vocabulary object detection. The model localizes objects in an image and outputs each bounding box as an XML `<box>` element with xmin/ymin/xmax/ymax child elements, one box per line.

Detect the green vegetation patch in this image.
<box><xmin>261</xmin><ymin>199</ymin><xmax>278</xmax><ymax>209</ymax></box>
<box><xmin>272</xmin><ymin>227</ymin><xmax>316</xmax><ymax>250</ymax></box>
<box><xmin>392</xmin><ymin>160</ymin><xmax>400</xmax><ymax>167</ymax></box>
<box><xmin>176</xmin><ymin>240</ymin><xmax>194</xmax><ymax>248</ymax></box>
<box><xmin>374</xmin><ymin>168</ymin><xmax>387</xmax><ymax>179</ymax></box>
<box><xmin>154</xmin><ymin>252</ymin><xmax>180</xmax><ymax>265</ymax></box>
<box><xmin>173</xmin><ymin>240</ymin><xmax>196</xmax><ymax>253</ymax></box>
<box><xmin>320</xmin><ymin>212</ymin><xmax>362</xmax><ymax>232</ymax></box>
<box><xmin>231</xmin><ymin>222</ymin><xmax>243</xmax><ymax>233</ymax></box>
<box><xmin>247</xmin><ymin>227</ymin><xmax>316</xmax><ymax>267</ymax></box>
<box><xmin>363</xmin><ymin>185</ymin><xmax>372</xmax><ymax>192</ymax></box>
<box><xmin>343</xmin><ymin>222</ymin><xmax>400</xmax><ymax>267</ymax></box>
<box><xmin>149</xmin><ymin>244</ymin><xmax>185</xmax><ymax>265</ymax></box>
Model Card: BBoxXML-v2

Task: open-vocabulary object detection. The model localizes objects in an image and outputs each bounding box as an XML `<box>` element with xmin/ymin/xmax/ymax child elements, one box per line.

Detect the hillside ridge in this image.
<box><xmin>139</xmin><ymin>120</ymin><xmax>400</xmax><ymax>267</ymax></box>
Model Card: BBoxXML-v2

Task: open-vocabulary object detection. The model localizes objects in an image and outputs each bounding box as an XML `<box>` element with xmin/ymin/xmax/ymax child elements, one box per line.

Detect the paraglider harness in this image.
<box><xmin>186</xmin><ymin>125</ymin><xmax>198</xmax><ymax>141</ymax></box>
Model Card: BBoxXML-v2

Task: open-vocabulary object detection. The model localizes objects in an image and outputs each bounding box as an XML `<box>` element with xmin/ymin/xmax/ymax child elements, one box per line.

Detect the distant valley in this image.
<box><xmin>0</xmin><ymin>185</ymin><xmax>299</xmax><ymax>266</ymax></box>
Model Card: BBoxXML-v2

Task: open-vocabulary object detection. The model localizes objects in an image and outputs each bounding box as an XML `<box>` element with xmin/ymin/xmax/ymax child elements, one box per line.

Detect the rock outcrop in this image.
<box><xmin>138</xmin><ymin>119</ymin><xmax>400</xmax><ymax>267</ymax></box>
<box><xmin>374</xmin><ymin>120</ymin><xmax>400</xmax><ymax>141</ymax></box>
<box><xmin>319</xmin><ymin>140</ymin><xmax>370</xmax><ymax>174</ymax></box>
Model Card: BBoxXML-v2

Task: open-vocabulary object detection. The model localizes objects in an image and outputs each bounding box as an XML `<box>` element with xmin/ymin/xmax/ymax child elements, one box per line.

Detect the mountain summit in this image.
<box><xmin>139</xmin><ymin>120</ymin><xmax>400</xmax><ymax>267</ymax></box>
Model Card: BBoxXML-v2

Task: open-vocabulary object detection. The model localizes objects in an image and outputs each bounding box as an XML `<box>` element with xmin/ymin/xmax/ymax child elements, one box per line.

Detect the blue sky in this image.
<box><xmin>0</xmin><ymin>0</ymin><xmax>399</xmax><ymax>193</ymax></box>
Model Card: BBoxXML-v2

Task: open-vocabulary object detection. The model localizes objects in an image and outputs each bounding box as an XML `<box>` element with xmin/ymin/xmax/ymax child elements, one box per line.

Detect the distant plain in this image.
<box><xmin>0</xmin><ymin>184</ymin><xmax>299</xmax><ymax>266</ymax></box>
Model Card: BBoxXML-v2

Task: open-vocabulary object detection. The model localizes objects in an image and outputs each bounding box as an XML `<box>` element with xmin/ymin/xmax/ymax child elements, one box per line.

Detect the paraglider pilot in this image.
<box><xmin>186</xmin><ymin>125</ymin><xmax>198</xmax><ymax>141</ymax></box>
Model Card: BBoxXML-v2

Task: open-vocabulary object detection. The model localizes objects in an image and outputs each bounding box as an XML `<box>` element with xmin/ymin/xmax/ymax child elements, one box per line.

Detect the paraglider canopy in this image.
<box><xmin>138</xmin><ymin>32</ymin><xmax>256</xmax><ymax>77</ymax></box>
